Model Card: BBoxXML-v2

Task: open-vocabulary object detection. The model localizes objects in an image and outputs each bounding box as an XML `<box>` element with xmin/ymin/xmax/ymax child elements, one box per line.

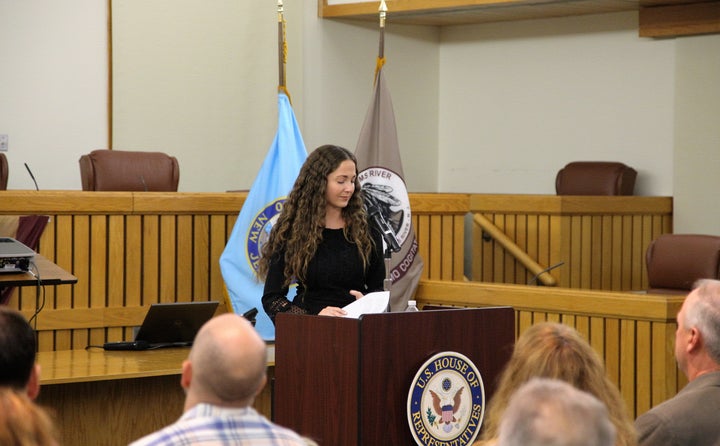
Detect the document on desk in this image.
<box><xmin>342</xmin><ymin>291</ymin><xmax>390</xmax><ymax>318</ymax></box>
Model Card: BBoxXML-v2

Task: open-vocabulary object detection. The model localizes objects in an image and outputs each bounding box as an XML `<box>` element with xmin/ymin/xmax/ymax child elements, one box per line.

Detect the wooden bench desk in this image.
<box><xmin>0</xmin><ymin>254</ymin><xmax>77</xmax><ymax>288</ymax></box>
<box><xmin>37</xmin><ymin>346</ymin><xmax>275</xmax><ymax>446</ymax></box>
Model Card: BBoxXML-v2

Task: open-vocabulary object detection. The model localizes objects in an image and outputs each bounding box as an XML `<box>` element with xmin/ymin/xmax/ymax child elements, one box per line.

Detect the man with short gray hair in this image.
<box><xmin>497</xmin><ymin>377</ymin><xmax>616</xmax><ymax>446</ymax></box>
<box><xmin>635</xmin><ymin>278</ymin><xmax>720</xmax><ymax>446</ymax></box>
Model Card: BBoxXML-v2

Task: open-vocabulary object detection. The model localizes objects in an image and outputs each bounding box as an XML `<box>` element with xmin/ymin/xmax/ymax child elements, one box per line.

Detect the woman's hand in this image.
<box><xmin>318</xmin><ymin>306</ymin><xmax>347</xmax><ymax>317</ymax></box>
<box><xmin>349</xmin><ymin>290</ymin><xmax>364</xmax><ymax>300</ymax></box>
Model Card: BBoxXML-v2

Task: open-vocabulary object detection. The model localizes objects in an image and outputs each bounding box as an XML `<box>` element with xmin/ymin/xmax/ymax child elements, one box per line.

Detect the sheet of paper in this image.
<box><xmin>342</xmin><ymin>291</ymin><xmax>389</xmax><ymax>319</ymax></box>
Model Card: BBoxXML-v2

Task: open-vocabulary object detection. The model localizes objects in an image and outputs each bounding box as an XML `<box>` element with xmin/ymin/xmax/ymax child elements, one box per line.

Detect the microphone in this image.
<box><xmin>24</xmin><ymin>163</ymin><xmax>39</xmax><ymax>191</ymax></box>
<box><xmin>242</xmin><ymin>307</ymin><xmax>258</xmax><ymax>326</ymax></box>
<box><xmin>527</xmin><ymin>261</ymin><xmax>565</xmax><ymax>286</ymax></box>
<box><xmin>363</xmin><ymin>194</ymin><xmax>401</xmax><ymax>254</ymax></box>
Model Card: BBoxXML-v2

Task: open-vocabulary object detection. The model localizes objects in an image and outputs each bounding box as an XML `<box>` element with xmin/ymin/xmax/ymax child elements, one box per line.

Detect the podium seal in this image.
<box><xmin>407</xmin><ymin>351</ymin><xmax>485</xmax><ymax>445</ymax></box>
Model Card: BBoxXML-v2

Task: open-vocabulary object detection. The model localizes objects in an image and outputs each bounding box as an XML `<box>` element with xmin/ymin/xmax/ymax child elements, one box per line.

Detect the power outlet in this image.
<box><xmin>0</xmin><ymin>135</ymin><xmax>7</xmax><ymax>152</ymax></box>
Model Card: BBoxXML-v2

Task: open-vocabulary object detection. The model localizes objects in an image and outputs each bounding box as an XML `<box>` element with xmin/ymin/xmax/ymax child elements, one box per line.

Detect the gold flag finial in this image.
<box><xmin>375</xmin><ymin>0</ymin><xmax>387</xmax><ymax>79</ymax></box>
<box><xmin>379</xmin><ymin>0</ymin><xmax>387</xmax><ymax>28</ymax></box>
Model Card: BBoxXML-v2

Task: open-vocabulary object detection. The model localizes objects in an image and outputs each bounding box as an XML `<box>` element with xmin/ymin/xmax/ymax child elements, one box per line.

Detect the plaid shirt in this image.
<box><xmin>129</xmin><ymin>404</ymin><xmax>308</xmax><ymax>446</ymax></box>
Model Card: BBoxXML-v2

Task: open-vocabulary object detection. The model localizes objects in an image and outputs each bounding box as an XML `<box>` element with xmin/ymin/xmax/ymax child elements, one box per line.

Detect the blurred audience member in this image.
<box><xmin>0</xmin><ymin>388</ymin><xmax>59</xmax><ymax>446</ymax></box>
<box><xmin>0</xmin><ymin>307</ymin><xmax>41</xmax><ymax>399</ymax></box>
<box><xmin>477</xmin><ymin>322</ymin><xmax>636</xmax><ymax>446</ymax></box>
<box><xmin>496</xmin><ymin>377</ymin><xmax>616</xmax><ymax>446</ymax></box>
<box><xmin>635</xmin><ymin>279</ymin><xmax>720</xmax><ymax>445</ymax></box>
<box><xmin>129</xmin><ymin>313</ymin><xmax>307</xmax><ymax>445</ymax></box>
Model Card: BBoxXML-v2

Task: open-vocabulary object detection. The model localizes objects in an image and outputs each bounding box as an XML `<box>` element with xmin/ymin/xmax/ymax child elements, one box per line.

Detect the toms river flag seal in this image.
<box><xmin>220</xmin><ymin>92</ymin><xmax>307</xmax><ymax>340</ymax></box>
<box><xmin>355</xmin><ymin>59</ymin><xmax>424</xmax><ymax>312</ymax></box>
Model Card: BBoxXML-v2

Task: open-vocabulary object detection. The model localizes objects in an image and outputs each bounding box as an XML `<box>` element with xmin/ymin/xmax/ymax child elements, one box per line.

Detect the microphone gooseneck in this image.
<box><xmin>527</xmin><ymin>261</ymin><xmax>565</xmax><ymax>286</ymax></box>
<box><xmin>24</xmin><ymin>163</ymin><xmax>39</xmax><ymax>191</ymax></box>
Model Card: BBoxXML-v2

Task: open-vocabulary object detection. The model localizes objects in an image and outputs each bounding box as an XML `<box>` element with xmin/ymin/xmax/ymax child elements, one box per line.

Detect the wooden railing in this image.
<box><xmin>411</xmin><ymin>193</ymin><xmax>469</xmax><ymax>282</ymax></box>
<box><xmin>0</xmin><ymin>191</ymin><xmax>681</xmax><ymax>419</ymax></box>
<box><xmin>0</xmin><ymin>191</ymin><xmax>467</xmax><ymax>351</ymax></box>
<box><xmin>470</xmin><ymin>194</ymin><xmax>673</xmax><ymax>290</ymax></box>
<box><xmin>474</xmin><ymin>212</ymin><xmax>556</xmax><ymax>286</ymax></box>
<box><xmin>1</xmin><ymin>191</ymin><xmax>674</xmax><ymax>349</ymax></box>
<box><xmin>415</xmin><ymin>279</ymin><xmax>686</xmax><ymax>418</ymax></box>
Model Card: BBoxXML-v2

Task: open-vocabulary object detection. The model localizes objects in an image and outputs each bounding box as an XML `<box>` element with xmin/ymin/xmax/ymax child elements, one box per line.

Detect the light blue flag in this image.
<box><xmin>220</xmin><ymin>92</ymin><xmax>307</xmax><ymax>340</ymax></box>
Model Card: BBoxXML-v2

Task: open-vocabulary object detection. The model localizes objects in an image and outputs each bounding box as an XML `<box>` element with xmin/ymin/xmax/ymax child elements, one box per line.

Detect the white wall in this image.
<box><xmin>299</xmin><ymin>11</ymin><xmax>440</xmax><ymax>192</ymax></box>
<box><xmin>112</xmin><ymin>0</ymin><xmax>281</xmax><ymax>192</ymax></box>
<box><xmin>0</xmin><ymin>0</ymin><xmax>107</xmax><ymax>190</ymax></box>
<box><xmin>3</xmin><ymin>2</ymin><xmax>720</xmax><ymax>234</ymax></box>
<box><xmin>673</xmin><ymin>35</ymin><xmax>720</xmax><ymax>234</ymax></box>
<box><xmin>438</xmin><ymin>12</ymin><xmax>675</xmax><ymax>195</ymax></box>
<box><xmin>111</xmin><ymin>0</ymin><xmax>439</xmax><ymax>192</ymax></box>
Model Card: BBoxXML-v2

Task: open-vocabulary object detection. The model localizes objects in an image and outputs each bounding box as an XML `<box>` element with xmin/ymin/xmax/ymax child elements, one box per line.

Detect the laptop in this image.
<box><xmin>103</xmin><ymin>301</ymin><xmax>219</xmax><ymax>350</ymax></box>
<box><xmin>0</xmin><ymin>237</ymin><xmax>36</xmax><ymax>273</ymax></box>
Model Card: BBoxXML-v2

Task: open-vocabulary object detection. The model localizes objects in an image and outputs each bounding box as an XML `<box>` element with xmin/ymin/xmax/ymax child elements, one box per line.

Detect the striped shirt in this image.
<box><xmin>128</xmin><ymin>404</ymin><xmax>308</xmax><ymax>446</ymax></box>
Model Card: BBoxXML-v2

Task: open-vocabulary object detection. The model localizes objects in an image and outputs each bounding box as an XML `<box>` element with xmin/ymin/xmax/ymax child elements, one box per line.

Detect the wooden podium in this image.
<box><xmin>274</xmin><ymin>307</ymin><xmax>514</xmax><ymax>445</ymax></box>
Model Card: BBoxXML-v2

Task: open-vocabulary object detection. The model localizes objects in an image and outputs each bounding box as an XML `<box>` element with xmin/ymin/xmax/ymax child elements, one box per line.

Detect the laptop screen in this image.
<box><xmin>134</xmin><ymin>301</ymin><xmax>219</xmax><ymax>346</ymax></box>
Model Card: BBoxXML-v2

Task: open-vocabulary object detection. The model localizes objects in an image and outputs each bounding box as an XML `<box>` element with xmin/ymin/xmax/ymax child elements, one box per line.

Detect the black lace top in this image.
<box><xmin>261</xmin><ymin>227</ymin><xmax>385</xmax><ymax>321</ymax></box>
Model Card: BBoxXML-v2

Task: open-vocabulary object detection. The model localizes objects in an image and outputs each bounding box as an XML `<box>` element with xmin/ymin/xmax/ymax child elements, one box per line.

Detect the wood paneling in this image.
<box><xmin>410</xmin><ymin>193</ymin><xmax>470</xmax><ymax>282</ymax></box>
<box><xmin>319</xmin><ymin>0</ymin><xmax>720</xmax><ymax>37</ymax></box>
<box><xmin>320</xmin><ymin>0</ymin><xmax>642</xmax><ymax>26</ymax></box>
<box><xmin>415</xmin><ymin>279</ymin><xmax>687</xmax><ymax>418</ymax></box>
<box><xmin>0</xmin><ymin>191</ymin><xmax>243</xmax><ymax>351</ymax></box>
<box><xmin>640</xmin><ymin>1</ymin><xmax>720</xmax><ymax>37</ymax></box>
<box><xmin>2</xmin><ymin>192</ymin><xmax>672</xmax><ymax>347</ymax></box>
<box><xmin>36</xmin><ymin>347</ymin><xmax>275</xmax><ymax>446</ymax></box>
<box><xmin>470</xmin><ymin>194</ymin><xmax>673</xmax><ymax>290</ymax></box>
<box><xmin>1</xmin><ymin>191</ymin><xmax>466</xmax><ymax>350</ymax></box>
<box><xmin>40</xmin><ymin>375</ymin><xmax>185</xmax><ymax>446</ymax></box>
<box><xmin>0</xmin><ymin>191</ymin><xmax>682</xmax><ymax>433</ymax></box>
<box><xmin>2</xmin><ymin>191</ymin><xmax>672</xmax><ymax>342</ymax></box>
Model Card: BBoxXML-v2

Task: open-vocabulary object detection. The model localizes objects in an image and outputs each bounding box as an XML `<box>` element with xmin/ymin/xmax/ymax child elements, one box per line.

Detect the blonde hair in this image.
<box><xmin>480</xmin><ymin>322</ymin><xmax>637</xmax><ymax>446</ymax></box>
<box><xmin>0</xmin><ymin>388</ymin><xmax>59</xmax><ymax>446</ymax></box>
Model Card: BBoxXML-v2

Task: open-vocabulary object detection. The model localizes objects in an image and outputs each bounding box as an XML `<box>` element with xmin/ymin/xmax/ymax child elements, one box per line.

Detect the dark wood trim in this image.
<box><xmin>640</xmin><ymin>1</ymin><xmax>720</xmax><ymax>37</ymax></box>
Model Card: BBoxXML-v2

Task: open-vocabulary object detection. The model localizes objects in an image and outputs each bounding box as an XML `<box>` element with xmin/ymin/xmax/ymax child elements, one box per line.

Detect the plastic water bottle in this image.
<box><xmin>405</xmin><ymin>300</ymin><xmax>419</xmax><ymax>312</ymax></box>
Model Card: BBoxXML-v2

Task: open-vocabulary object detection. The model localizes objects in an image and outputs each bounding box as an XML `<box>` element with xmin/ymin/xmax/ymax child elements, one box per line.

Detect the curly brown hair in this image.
<box><xmin>256</xmin><ymin>145</ymin><xmax>374</xmax><ymax>288</ymax></box>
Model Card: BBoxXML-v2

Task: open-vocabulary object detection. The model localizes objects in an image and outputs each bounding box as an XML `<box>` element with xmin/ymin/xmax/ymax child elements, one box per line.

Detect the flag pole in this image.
<box><xmin>278</xmin><ymin>0</ymin><xmax>290</xmax><ymax>98</ymax></box>
<box><xmin>375</xmin><ymin>0</ymin><xmax>396</xmax><ymax>296</ymax></box>
<box><xmin>356</xmin><ymin>0</ymin><xmax>425</xmax><ymax>312</ymax></box>
<box><xmin>375</xmin><ymin>0</ymin><xmax>387</xmax><ymax>82</ymax></box>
